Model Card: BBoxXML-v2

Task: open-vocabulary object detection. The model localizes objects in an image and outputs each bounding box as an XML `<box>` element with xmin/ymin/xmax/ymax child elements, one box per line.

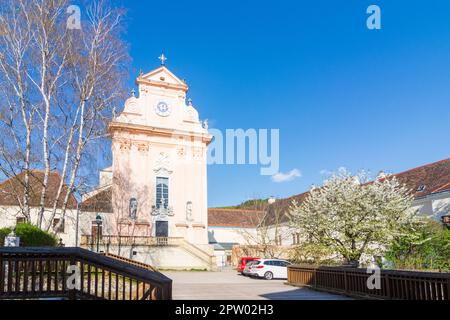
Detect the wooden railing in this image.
<box><xmin>101</xmin><ymin>252</ymin><xmax>157</xmax><ymax>272</ymax></box>
<box><xmin>288</xmin><ymin>265</ymin><xmax>450</xmax><ymax>300</ymax></box>
<box><xmin>0</xmin><ymin>247</ymin><xmax>172</xmax><ymax>300</ymax></box>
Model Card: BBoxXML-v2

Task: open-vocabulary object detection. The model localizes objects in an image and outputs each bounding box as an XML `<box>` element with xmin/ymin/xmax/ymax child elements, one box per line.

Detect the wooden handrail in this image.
<box><xmin>0</xmin><ymin>247</ymin><xmax>172</xmax><ymax>300</ymax></box>
<box><xmin>102</xmin><ymin>252</ymin><xmax>157</xmax><ymax>272</ymax></box>
<box><xmin>287</xmin><ymin>265</ymin><xmax>450</xmax><ymax>300</ymax></box>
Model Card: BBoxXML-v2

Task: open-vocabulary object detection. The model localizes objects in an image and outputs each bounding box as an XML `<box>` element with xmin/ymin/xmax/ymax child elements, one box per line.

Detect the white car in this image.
<box><xmin>247</xmin><ymin>259</ymin><xmax>291</xmax><ymax>280</ymax></box>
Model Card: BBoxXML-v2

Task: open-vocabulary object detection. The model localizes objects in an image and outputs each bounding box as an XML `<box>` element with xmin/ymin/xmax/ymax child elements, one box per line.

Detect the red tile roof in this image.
<box><xmin>80</xmin><ymin>187</ymin><xmax>112</xmax><ymax>213</ymax></box>
<box><xmin>0</xmin><ymin>170</ymin><xmax>77</xmax><ymax>209</ymax></box>
<box><xmin>208</xmin><ymin>208</ymin><xmax>265</xmax><ymax>228</ymax></box>
<box><xmin>433</xmin><ymin>181</ymin><xmax>450</xmax><ymax>194</ymax></box>
<box><xmin>391</xmin><ymin>158</ymin><xmax>450</xmax><ymax>198</ymax></box>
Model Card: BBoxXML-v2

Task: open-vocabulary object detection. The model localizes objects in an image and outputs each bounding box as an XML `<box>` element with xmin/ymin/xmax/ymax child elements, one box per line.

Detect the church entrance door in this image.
<box><xmin>155</xmin><ymin>221</ymin><xmax>169</xmax><ymax>238</ymax></box>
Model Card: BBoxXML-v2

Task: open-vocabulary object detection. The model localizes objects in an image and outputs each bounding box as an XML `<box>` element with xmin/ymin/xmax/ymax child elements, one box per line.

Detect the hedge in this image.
<box><xmin>0</xmin><ymin>224</ymin><xmax>57</xmax><ymax>247</ymax></box>
<box><xmin>0</xmin><ymin>227</ymin><xmax>11</xmax><ymax>246</ymax></box>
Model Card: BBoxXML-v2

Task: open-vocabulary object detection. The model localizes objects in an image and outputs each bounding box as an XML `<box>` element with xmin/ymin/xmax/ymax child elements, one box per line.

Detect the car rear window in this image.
<box><xmin>251</xmin><ymin>260</ymin><xmax>261</xmax><ymax>265</ymax></box>
<box><xmin>264</xmin><ymin>260</ymin><xmax>289</xmax><ymax>266</ymax></box>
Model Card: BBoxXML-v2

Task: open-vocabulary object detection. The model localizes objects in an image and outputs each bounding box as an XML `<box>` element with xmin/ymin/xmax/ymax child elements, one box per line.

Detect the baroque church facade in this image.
<box><xmin>108</xmin><ymin>62</ymin><xmax>212</xmax><ymax>244</ymax></box>
<box><xmin>78</xmin><ymin>60</ymin><xmax>217</xmax><ymax>269</ymax></box>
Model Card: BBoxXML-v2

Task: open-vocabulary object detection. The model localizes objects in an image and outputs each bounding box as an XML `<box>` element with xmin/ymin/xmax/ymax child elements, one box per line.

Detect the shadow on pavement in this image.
<box><xmin>260</xmin><ymin>288</ymin><xmax>353</xmax><ymax>300</ymax></box>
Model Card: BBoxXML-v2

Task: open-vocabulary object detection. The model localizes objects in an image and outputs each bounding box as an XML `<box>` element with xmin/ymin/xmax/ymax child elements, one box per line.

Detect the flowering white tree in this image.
<box><xmin>289</xmin><ymin>169</ymin><xmax>418</xmax><ymax>266</ymax></box>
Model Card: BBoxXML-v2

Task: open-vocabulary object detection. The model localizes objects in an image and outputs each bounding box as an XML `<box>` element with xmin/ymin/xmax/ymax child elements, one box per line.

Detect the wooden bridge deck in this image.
<box><xmin>164</xmin><ymin>270</ymin><xmax>352</xmax><ymax>300</ymax></box>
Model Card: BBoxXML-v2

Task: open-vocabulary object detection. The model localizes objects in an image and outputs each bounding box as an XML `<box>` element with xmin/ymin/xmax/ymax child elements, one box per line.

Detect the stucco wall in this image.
<box><xmin>0</xmin><ymin>206</ymin><xmax>118</xmax><ymax>248</ymax></box>
<box><xmin>208</xmin><ymin>226</ymin><xmax>257</xmax><ymax>245</ymax></box>
<box><xmin>412</xmin><ymin>191</ymin><xmax>450</xmax><ymax>220</ymax></box>
<box><xmin>0</xmin><ymin>206</ymin><xmax>80</xmax><ymax>246</ymax></box>
<box><xmin>86</xmin><ymin>243</ymin><xmax>213</xmax><ymax>270</ymax></box>
<box><xmin>430</xmin><ymin>192</ymin><xmax>450</xmax><ymax>219</ymax></box>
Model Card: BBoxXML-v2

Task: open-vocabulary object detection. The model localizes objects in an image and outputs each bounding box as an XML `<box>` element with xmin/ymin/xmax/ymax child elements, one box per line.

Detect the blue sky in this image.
<box><xmin>119</xmin><ymin>0</ymin><xmax>450</xmax><ymax>207</ymax></box>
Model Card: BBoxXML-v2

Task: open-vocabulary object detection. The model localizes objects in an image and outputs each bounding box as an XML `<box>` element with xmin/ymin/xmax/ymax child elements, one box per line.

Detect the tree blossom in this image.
<box><xmin>289</xmin><ymin>169</ymin><xmax>418</xmax><ymax>266</ymax></box>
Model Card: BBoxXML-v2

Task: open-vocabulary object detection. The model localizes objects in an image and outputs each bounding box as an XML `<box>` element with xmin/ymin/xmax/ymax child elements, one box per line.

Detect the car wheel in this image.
<box><xmin>264</xmin><ymin>272</ymin><xmax>273</xmax><ymax>280</ymax></box>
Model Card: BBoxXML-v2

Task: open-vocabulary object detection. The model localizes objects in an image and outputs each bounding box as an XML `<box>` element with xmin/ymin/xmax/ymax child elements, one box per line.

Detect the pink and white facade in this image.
<box><xmin>107</xmin><ymin>64</ymin><xmax>212</xmax><ymax>245</ymax></box>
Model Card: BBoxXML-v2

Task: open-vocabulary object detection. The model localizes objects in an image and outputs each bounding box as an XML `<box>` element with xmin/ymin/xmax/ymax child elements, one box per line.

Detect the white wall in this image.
<box><xmin>412</xmin><ymin>191</ymin><xmax>450</xmax><ymax>220</ymax></box>
<box><xmin>213</xmin><ymin>250</ymin><xmax>227</xmax><ymax>268</ymax></box>
<box><xmin>89</xmin><ymin>243</ymin><xmax>214</xmax><ymax>270</ymax></box>
<box><xmin>431</xmin><ymin>192</ymin><xmax>450</xmax><ymax>220</ymax></box>
<box><xmin>207</xmin><ymin>224</ymin><xmax>299</xmax><ymax>247</ymax></box>
<box><xmin>0</xmin><ymin>205</ymin><xmax>118</xmax><ymax>248</ymax></box>
<box><xmin>263</xmin><ymin>223</ymin><xmax>297</xmax><ymax>246</ymax></box>
<box><xmin>208</xmin><ymin>226</ymin><xmax>257</xmax><ymax>245</ymax></box>
<box><xmin>0</xmin><ymin>206</ymin><xmax>79</xmax><ymax>246</ymax></box>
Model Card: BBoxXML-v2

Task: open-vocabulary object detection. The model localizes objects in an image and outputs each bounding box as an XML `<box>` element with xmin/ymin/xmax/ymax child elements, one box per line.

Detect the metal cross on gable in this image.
<box><xmin>158</xmin><ymin>53</ymin><xmax>167</xmax><ymax>66</ymax></box>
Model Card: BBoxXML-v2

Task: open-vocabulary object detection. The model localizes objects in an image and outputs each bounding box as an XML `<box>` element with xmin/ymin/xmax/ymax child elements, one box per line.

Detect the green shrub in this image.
<box><xmin>15</xmin><ymin>223</ymin><xmax>57</xmax><ymax>247</ymax></box>
<box><xmin>0</xmin><ymin>227</ymin><xmax>12</xmax><ymax>246</ymax></box>
<box><xmin>385</xmin><ymin>219</ymin><xmax>450</xmax><ymax>272</ymax></box>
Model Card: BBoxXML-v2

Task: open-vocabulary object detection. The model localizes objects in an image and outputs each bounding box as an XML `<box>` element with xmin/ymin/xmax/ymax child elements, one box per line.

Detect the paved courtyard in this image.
<box><xmin>163</xmin><ymin>270</ymin><xmax>352</xmax><ymax>300</ymax></box>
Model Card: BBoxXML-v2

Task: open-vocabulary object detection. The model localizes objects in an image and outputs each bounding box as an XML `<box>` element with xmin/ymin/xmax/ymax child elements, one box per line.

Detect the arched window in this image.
<box><xmin>156</xmin><ymin>177</ymin><xmax>169</xmax><ymax>209</ymax></box>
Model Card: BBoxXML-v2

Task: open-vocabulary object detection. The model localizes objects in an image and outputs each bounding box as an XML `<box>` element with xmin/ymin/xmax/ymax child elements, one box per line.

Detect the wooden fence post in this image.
<box><xmin>446</xmin><ymin>278</ymin><xmax>450</xmax><ymax>301</ymax></box>
<box><xmin>385</xmin><ymin>272</ymin><xmax>391</xmax><ymax>300</ymax></box>
<box><xmin>344</xmin><ymin>270</ymin><xmax>348</xmax><ymax>293</ymax></box>
<box><xmin>314</xmin><ymin>269</ymin><xmax>317</xmax><ymax>288</ymax></box>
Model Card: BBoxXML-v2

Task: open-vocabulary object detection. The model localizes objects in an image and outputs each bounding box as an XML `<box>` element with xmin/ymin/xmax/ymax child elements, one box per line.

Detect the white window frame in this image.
<box><xmin>155</xmin><ymin>176</ymin><xmax>169</xmax><ymax>209</ymax></box>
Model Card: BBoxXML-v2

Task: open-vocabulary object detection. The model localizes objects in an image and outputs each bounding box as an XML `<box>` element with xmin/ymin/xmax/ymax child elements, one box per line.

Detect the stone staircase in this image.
<box><xmin>176</xmin><ymin>238</ymin><xmax>217</xmax><ymax>271</ymax></box>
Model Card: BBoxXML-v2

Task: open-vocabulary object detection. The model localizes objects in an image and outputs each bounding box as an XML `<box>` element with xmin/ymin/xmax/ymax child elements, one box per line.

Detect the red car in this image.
<box><xmin>238</xmin><ymin>257</ymin><xmax>259</xmax><ymax>274</ymax></box>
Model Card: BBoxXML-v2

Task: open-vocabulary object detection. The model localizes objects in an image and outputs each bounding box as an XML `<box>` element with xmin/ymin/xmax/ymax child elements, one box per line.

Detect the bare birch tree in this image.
<box><xmin>45</xmin><ymin>0</ymin><xmax>129</xmax><ymax>232</ymax></box>
<box><xmin>238</xmin><ymin>202</ymin><xmax>288</xmax><ymax>259</ymax></box>
<box><xmin>0</xmin><ymin>0</ymin><xmax>129</xmax><ymax>232</ymax></box>
<box><xmin>0</xmin><ymin>0</ymin><xmax>41</xmax><ymax>222</ymax></box>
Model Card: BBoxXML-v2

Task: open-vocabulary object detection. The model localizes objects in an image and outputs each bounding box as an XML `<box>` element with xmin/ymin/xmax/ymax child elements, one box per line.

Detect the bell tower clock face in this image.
<box><xmin>155</xmin><ymin>101</ymin><xmax>171</xmax><ymax>117</ymax></box>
